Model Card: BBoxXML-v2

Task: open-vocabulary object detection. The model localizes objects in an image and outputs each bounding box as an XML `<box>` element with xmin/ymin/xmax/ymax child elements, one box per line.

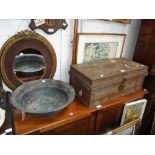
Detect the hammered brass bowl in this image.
<box><xmin>11</xmin><ymin>79</ymin><xmax>75</xmax><ymax>115</ymax></box>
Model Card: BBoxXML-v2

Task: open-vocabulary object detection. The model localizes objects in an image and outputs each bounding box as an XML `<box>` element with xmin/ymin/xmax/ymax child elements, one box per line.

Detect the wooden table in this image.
<box><xmin>13</xmin><ymin>89</ymin><xmax>147</xmax><ymax>135</ymax></box>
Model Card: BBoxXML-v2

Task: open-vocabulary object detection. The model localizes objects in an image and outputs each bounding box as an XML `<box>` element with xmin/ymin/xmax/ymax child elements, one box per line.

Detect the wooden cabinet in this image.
<box><xmin>140</xmin><ymin>78</ymin><xmax>155</xmax><ymax>134</ymax></box>
<box><xmin>41</xmin><ymin>115</ymin><xmax>95</xmax><ymax>135</ymax></box>
<box><xmin>13</xmin><ymin>99</ymin><xmax>96</xmax><ymax>135</ymax></box>
<box><xmin>94</xmin><ymin>90</ymin><xmax>145</xmax><ymax>134</ymax></box>
<box><xmin>13</xmin><ymin>90</ymin><xmax>146</xmax><ymax>135</ymax></box>
<box><xmin>95</xmin><ymin>105</ymin><xmax>124</xmax><ymax>134</ymax></box>
<box><xmin>133</xmin><ymin>19</ymin><xmax>155</xmax><ymax>134</ymax></box>
<box><xmin>133</xmin><ymin>20</ymin><xmax>155</xmax><ymax>71</ymax></box>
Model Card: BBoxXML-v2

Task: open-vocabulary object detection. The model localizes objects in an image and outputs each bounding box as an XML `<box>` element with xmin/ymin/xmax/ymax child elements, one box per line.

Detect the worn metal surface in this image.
<box><xmin>70</xmin><ymin>58</ymin><xmax>148</xmax><ymax>107</ymax></box>
<box><xmin>11</xmin><ymin>79</ymin><xmax>75</xmax><ymax>115</ymax></box>
<box><xmin>14</xmin><ymin>54</ymin><xmax>45</xmax><ymax>77</ymax></box>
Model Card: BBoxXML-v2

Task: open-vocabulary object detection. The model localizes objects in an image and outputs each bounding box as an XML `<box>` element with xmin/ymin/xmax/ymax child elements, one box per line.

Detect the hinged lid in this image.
<box><xmin>71</xmin><ymin>58</ymin><xmax>148</xmax><ymax>84</ymax></box>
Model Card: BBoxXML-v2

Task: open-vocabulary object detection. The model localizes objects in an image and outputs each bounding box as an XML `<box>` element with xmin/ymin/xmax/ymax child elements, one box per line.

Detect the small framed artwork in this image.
<box><xmin>104</xmin><ymin>119</ymin><xmax>141</xmax><ymax>135</ymax></box>
<box><xmin>121</xmin><ymin>99</ymin><xmax>147</xmax><ymax>125</ymax></box>
<box><xmin>75</xmin><ymin>33</ymin><xmax>126</xmax><ymax>64</ymax></box>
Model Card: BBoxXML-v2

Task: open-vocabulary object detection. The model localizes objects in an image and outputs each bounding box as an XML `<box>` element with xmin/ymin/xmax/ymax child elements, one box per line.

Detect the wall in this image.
<box><xmin>0</xmin><ymin>19</ymin><xmax>141</xmax><ymax>91</ymax></box>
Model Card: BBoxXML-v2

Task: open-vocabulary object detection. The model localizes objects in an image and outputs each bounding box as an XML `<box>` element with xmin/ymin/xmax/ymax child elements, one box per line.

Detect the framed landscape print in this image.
<box><xmin>104</xmin><ymin>119</ymin><xmax>141</xmax><ymax>135</ymax></box>
<box><xmin>76</xmin><ymin>33</ymin><xmax>126</xmax><ymax>64</ymax></box>
<box><xmin>121</xmin><ymin>99</ymin><xmax>147</xmax><ymax>125</ymax></box>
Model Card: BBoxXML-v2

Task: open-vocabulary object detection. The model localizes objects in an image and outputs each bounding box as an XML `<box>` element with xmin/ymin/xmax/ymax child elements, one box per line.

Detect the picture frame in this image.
<box><xmin>121</xmin><ymin>99</ymin><xmax>147</xmax><ymax>125</ymax></box>
<box><xmin>102</xmin><ymin>19</ymin><xmax>132</xmax><ymax>24</ymax></box>
<box><xmin>75</xmin><ymin>33</ymin><xmax>126</xmax><ymax>64</ymax></box>
<box><xmin>104</xmin><ymin>119</ymin><xmax>141</xmax><ymax>135</ymax></box>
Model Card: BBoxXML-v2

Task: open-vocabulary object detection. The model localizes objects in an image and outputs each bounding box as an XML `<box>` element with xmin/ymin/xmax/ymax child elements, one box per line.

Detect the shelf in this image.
<box><xmin>13</xmin><ymin>89</ymin><xmax>147</xmax><ymax>135</ymax></box>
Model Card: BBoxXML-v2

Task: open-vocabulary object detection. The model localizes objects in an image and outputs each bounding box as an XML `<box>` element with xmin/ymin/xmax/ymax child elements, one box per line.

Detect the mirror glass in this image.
<box><xmin>13</xmin><ymin>48</ymin><xmax>46</xmax><ymax>82</ymax></box>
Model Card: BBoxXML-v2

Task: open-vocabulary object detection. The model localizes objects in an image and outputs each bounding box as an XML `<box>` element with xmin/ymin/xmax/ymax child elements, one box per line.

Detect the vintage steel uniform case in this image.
<box><xmin>70</xmin><ymin>58</ymin><xmax>148</xmax><ymax>107</ymax></box>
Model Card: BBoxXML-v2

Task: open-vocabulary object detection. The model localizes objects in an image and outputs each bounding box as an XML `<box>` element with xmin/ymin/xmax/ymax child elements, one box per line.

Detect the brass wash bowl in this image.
<box><xmin>11</xmin><ymin>79</ymin><xmax>75</xmax><ymax>115</ymax></box>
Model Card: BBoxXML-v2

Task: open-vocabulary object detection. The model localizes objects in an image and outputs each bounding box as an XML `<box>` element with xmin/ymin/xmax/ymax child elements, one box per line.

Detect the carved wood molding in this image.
<box><xmin>29</xmin><ymin>19</ymin><xmax>68</xmax><ymax>34</ymax></box>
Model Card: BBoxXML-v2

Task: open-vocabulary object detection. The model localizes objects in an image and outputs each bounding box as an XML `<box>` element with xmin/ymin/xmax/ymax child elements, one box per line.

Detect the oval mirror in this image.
<box><xmin>0</xmin><ymin>30</ymin><xmax>57</xmax><ymax>90</ymax></box>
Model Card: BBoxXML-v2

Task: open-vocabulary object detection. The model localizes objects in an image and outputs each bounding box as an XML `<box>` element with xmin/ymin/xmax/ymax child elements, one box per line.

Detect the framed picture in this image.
<box><xmin>102</xmin><ymin>19</ymin><xmax>132</xmax><ymax>24</ymax></box>
<box><xmin>121</xmin><ymin>99</ymin><xmax>147</xmax><ymax>125</ymax></box>
<box><xmin>76</xmin><ymin>33</ymin><xmax>126</xmax><ymax>64</ymax></box>
<box><xmin>104</xmin><ymin>119</ymin><xmax>141</xmax><ymax>135</ymax></box>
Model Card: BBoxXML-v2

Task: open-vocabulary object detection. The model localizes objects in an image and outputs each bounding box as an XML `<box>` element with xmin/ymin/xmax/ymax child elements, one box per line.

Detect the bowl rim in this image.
<box><xmin>14</xmin><ymin>54</ymin><xmax>45</xmax><ymax>73</ymax></box>
<box><xmin>11</xmin><ymin>79</ymin><xmax>75</xmax><ymax>115</ymax></box>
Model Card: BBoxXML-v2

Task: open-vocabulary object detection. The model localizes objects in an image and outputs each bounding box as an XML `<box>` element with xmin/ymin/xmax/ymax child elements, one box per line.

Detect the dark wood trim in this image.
<box><xmin>151</xmin><ymin>113</ymin><xmax>155</xmax><ymax>134</ymax></box>
<box><xmin>72</xmin><ymin>19</ymin><xmax>79</xmax><ymax>64</ymax></box>
<box><xmin>29</xmin><ymin>19</ymin><xmax>68</xmax><ymax>35</ymax></box>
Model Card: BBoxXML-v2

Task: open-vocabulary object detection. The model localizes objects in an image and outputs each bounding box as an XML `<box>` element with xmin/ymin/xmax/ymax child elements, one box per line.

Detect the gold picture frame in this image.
<box><xmin>103</xmin><ymin>19</ymin><xmax>132</xmax><ymax>24</ymax></box>
<box><xmin>121</xmin><ymin>99</ymin><xmax>147</xmax><ymax>125</ymax></box>
<box><xmin>104</xmin><ymin>119</ymin><xmax>141</xmax><ymax>135</ymax></box>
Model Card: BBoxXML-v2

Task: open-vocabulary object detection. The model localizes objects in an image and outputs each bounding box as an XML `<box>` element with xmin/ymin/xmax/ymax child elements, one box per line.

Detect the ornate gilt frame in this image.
<box><xmin>0</xmin><ymin>30</ymin><xmax>57</xmax><ymax>90</ymax></box>
<box><xmin>104</xmin><ymin>119</ymin><xmax>141</xmax><ymax>135</ymax></box>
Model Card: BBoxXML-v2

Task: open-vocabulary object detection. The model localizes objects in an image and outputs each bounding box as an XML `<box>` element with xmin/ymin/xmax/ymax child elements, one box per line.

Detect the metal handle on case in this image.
<box><xmin>118</xmin><ymin>77</ymin><xmax>127</xmax><ymax>91</ymax></box>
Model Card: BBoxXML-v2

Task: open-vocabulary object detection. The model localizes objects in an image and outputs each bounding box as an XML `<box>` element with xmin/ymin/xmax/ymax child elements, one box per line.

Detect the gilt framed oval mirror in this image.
<box><xmin>0</xmin><ymin>30</ymin><xmax>57</xmax><ymax>90</ymax></box>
